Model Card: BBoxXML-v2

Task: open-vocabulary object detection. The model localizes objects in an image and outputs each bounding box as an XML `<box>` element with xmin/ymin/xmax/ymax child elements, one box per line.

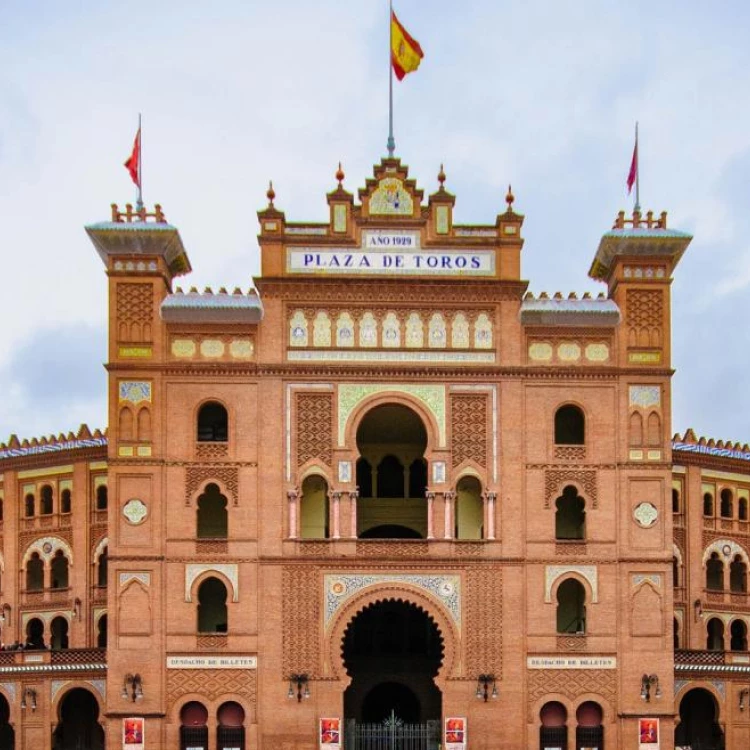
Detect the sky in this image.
<box><xmin>1</xmin><ymin>0</ymin><xmax>749</xmax><ymax>444</ymax></box>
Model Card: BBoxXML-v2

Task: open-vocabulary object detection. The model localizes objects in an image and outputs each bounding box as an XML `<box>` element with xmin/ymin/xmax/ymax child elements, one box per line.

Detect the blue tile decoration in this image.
<box><xmin>0</xmin><ymin>437</ymin><xmax>107</xmax><ymax>460</ymax></box>
<box><xmin>325</xmin><ymin>574</ymin><xmax>461</xmax><ymax>629</ymax></box>
<box><xmin>672</xmin><ymin>441</ymin><xmax>750</xmax><ymax>463</ymax></box>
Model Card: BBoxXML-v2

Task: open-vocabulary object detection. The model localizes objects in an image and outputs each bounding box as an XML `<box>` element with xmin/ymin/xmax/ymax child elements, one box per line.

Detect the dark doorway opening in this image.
<box><xmin>52</xmin><ymin>688</ymin><xmax>104</xmax><ymax>750</ymax></box>
<box><xmin>343</xmin><ymin>599</ymin><xmax>443</xmax><ymax>724</ymax></box>
<box><xmin>675</xmin><ymin>688</ymin><xmax>724</xmax><ymax>750</ymax></box>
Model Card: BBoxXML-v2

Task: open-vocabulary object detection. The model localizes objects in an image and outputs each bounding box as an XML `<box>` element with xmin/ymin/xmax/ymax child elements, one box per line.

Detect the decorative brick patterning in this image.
<box><xmin>116</xmin><ymin>283</ymin><xmax>153</xmax><ymax>342</ymax></box>
<box><xmin>527</xmin><ymin>669</ymin><xmax>616</xmax><ymax>720</ymax></box>
<box><xmin>545</xmin><ymin>470</ymin><xmax>597</xmax><ymax>509</ymax></box>
<box><xmin>195</xmin><ymin>442</ymin><xmax>229</xmax><ymax>460</ymax></box>
<box><xmin>167</xmin><ymin>668</ymin><xmax>256</xmax><ymax>709</ymax></box>
<box><xmin>296</xmin><ymin>393</ymin><xmax>333</xmax><ymax>467</ymax></box>
<box><xmin>626</xmin><ymin>289</ymin><xmax>662</xmax><ymax>348</ymax></box>
<box><xmin>451</xmin><ymin>394</ymin><xmax>487</xmax><ymax>468</ymax></box>
<box><xmin>185</xmin><ymin>467</ymin><xmax>238</xmax><ymax>506</ymax></box>
<box><xmin>282</xmin><ymin>566</ymin><xmax>321</xmax><ymax>678</ymax></box>
<box><xmin>464</xmin><ymin>568</ymin><xmax>502</xmax><ymax>678</ymax></box>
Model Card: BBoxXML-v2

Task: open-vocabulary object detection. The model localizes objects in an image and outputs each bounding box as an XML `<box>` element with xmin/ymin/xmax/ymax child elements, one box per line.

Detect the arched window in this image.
<box><xmin>646</xmin><ymin>412</ymin><xmax>661</xmax><ymax>446</ymax></box>
<box><xmin>720</xmin><ymin>489</ymin><xmax>733</xmax><ymax>518</ymax></box>
<box><xmin>25</xmin><ymin>493</ymin><xmax>35</xmax><ymax>518</ymax></box>
<box><xmin>98</xmin><ymin>547</ymin><xmax>108</xmax><ymax>587</ymax></box>
<box><xmin>554</xmin><ymin>405</ymin><xmax>585</xmax><ymax>445</ymax></box>
<box><xmin>672</xmin><ymin>488</ymin><xmax>680</xmax><ymax>513</ymax></box>
<box><xmin>672</xmin><ymin>556</ymin><xmax>679</xmax><ymax>587</ymax></box>
<box><xmin>300</xmin><ymin>475</ymin><xmax>329</xmax><ymax>539</ymax></box>
<box><xmin>674</xmin><ymin>617</ymin><xmax>680</xmax><ymax>649</ymax></box>
<box><xmin>26</xmin><ymin>553</ymin><xmax>43</xmax><ymax>591</ymax></box>
<box><xmin>217</xmin><ymin>701</ymin><xmax>246</xmax><ymax>750</ymax></box>
<box><xmin>730</xmin><ymin>555</ymin><xmax>747</xmax><ymax>593</ymax></box>
<box><xmin>96</xmin><ymin>485</ymin><xmax>108</xmax><ymax>511</ymax></box>
<box><xmin>555</xmin><ymin>485</ymin><xmax>585</xmax><ymax>540</ymax></box>
<box><xmin>629</xmin><ymin>412</ymin><xmax>643</xmax><ymax>447</ymax></box>
<box><xmin>40</xmin><ymin>485</ymin><xmax>53</xmax><ymax>515</ymax></box>
<box><xmin>197</xmin><ymin>402</ymin><xmax>228</xmax><ymax>442</ymax></box>
<box><xmin>455</xmin><ymin>476</ymin><xmax>483</xmax><ymax>540</ymax></box>
<box><xmin>703</xmin><ymin>492</ymin><xmax>714</xmax><ymax>517</ymax></box>
<box><xmin>51</xmin><ymin>550</ymin><xmax>69</xmax><ymax>589</ymax></box>
<box><xmin>575</xmin><ymin>701</ymin><xmax>603</xmax><ymax>750</ymax></box>
<box><xmin>740</xmin><ymin>497</ymin><xmax>749</xmax><ymax>522</ymax></box>
<box><xmin>706</xmin><ymin>552</ymin><xmax>724</xmax><ymax>591</ymax></box>
<box><xmin>25</xmin><ymin>617</ymin><xmax>44</xmax><ymax>649</ymax></box>
<box><xmin>707</xmin><ymin>617</ymin><xmax>724</xmax><ymax>651</ymax></box>
<box><xmin>539</xmin><ymin>702</ymin><xmax>567</xmax><ymax>750</ymax></box>
<box><xmin>356</xmin><ymin>458</ymin><xmax>373</xmax><ymax>498</ymax></box>
<box><xmin>556</xmin><ymin>578</ymin><xmax>586</xmax><ymax>634</ymax></box>
<box><xmin>408</xmin><ymin>458</ymin><xmax>427</xmax><ymax>499</ymax></box>
<box><xmin>197</xmin><ymin>484</ymin><xmax>228</xmax><ymax>539</ymax></box>
<box><xmin>60</xmin><ymin>488</ymin><xmax>72</xmax><ymax>514</ymax></box>
<box><xmin>181</xmin><ymin>702</ymin><xmax>209</xmax><ymax>750</ymax></box>
<box><xmin>50</xmin><ymin>616</ymin><xmax>69</xmax><ymax>650</ymax></box>
<box><xmin>197</xmin><ymin>577</ymin><xmax>228</xmax><ymax>633</ymax></box>
<box><xmin>97</xmin><ymin>614</ymin><xmax>108</xmax><ymax>648</ymax></box>
<box><xmin>730</xmin><ymin>620</ymin><xmax>748</xmax><ymax>651</ymax></box>
<box><xmin>377</xmin><ymin>455</ymin><xmax>405</xmax><ymax>498</ymax></box>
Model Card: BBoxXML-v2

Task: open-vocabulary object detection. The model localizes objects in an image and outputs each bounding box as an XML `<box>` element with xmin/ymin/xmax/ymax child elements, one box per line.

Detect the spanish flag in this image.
<box><xmin>391</xmin><ymin>10</ymin><xmax>424</xmax><ymax>81</ymax></box>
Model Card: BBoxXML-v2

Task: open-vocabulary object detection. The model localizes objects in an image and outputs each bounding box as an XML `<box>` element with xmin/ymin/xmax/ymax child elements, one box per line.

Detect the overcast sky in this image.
<box><xmin>1</xmin><ymin>1</ymin><xmax>749</xmax><ymax>445</ymax></box>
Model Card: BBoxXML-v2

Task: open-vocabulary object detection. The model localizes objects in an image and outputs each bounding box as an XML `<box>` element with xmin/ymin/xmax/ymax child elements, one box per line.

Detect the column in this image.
<box><xmin>349</xmin><ymin>490</ymin><xmax>359</xmax><ymax>539</ymax></box>
<box><xmin>444</xmin><ymin>491</ymin><xmax>455</xmax><ymax>540</ymax></box>
<box><xmin>287</xmin><ymin>488</ymin><xmax>299</xmax><ymax>539</ymax></box>
<box><xmin>486</xmin><ymin>491</ymin><xmax>497</xmax><ymax>540</ymax></box>
<box><xmin>331</xmin><ymin>491</ymin><xmax>341</xmax><ymax>539</ymax></box>
<box><xmin>426</xmin><ymin>492</ymin><xmax>435</xmax><ymax>539</ymax></box>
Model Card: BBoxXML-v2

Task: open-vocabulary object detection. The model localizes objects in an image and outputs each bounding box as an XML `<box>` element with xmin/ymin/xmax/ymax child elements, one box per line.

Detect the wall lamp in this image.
<box><xmin>740</xmin><ymin>687</ymin><xmax>750</xmax><ymax>712</ymax></box>
<box><xmin>20</xmin><ymin>688</ymin><xmax>37</xmax><ymax>712</ymax></box>
<box><xmin>475</xmin><ymin>674</ymin><xmax>498</xmax><ymax>702</ymax></box>
<box><xmin>693</xmin><ymin>598</ymin><xmax>702</xmax><ymax>621</ymax></box>
<box><xmin>640</xmin><ymin>674</ymin><xmax>661</xmax><ymax>702</ymax></box>
<box><xmin>0</xmin><ymin>603</ymin><xmax>10</xmax><ymax>624</ymax></box>
<box><xmin>287</xmin><ymin>674</ymin><xmax>310</xmax><ymax>702</ymax></box>
<box><xmin>122</xmin><ymin>673</ymin><xmax>143</xmax><ymax>702</ymax></box>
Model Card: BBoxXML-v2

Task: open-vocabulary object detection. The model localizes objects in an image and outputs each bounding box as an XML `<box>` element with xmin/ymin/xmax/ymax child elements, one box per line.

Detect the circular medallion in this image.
<box><xmin>722</xmin><ymin>544</ymin><xmax>732</xmax><ymax>557</ymax></box>
<box><xmin>633</xmin><ymin>502</ymin><xmax>658</xmax><ymax>528</ymax></box>
<box><xmin>438</xmin><ymin>580</ymin><xmax>455</xmax><ymax>597</ymax></box>
<box><xmin>42</xmin><ymin>542</ymin><xmax>53</xmax><ymax>554</ymax></box>
<box><xmin>330</xmin><ymin>580</ymin><xmax>346</xmax><ymax>596</ymax></box>
<box><xmin>123</xmin><ymin>498</ymin><xmax>148</xmax><ymax>525</ymax></box>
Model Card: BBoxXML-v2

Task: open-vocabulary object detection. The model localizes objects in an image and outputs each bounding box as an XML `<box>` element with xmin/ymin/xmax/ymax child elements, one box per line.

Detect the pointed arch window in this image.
<box><xmin>197</xmin><ymin>577</ymin><xmax>228</xmax><ymax>633</ymax></box>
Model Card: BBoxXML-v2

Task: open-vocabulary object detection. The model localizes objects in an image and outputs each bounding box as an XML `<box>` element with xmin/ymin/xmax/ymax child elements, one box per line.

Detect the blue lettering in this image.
<box><xmin>471</xmin><ymin>257</ymin><xmax>481</xmax><ymax>269</ymax></box>
<box><xmin>359</xmin><ymin>256</ymin><xmax>371</xmax><ymax>267</ymax></box>
<box><xmin>455</xmin><ymin>256</ymin><xmax>467</xmax><ymax>268</ymax></box>
<box><xmin>330</xmin><ymin>255</ymin><xmax>340</xmax><ymax>267</ymax></box>
<box><xmin>395</xmin><ymin>255</ymin><xmax>404</xmax><ymax>267</ymax></box>
<box><xmin>427</xmin><ymin>256</ymin><xmax>439</xmax><ymax>268</ymax></box>
<box><xmin>441</xmin><ymin>256</ymin><xmax>452</xmax><ymax>268</ymax></box>
<box><xmin>345</xmin><ymin>254</ymin><xmax>353</xmax><ymax>267</ymax></box>
<box><xmin>304</xmin><ymin>254</ymin><xmax>314</xmax><ymax>266</ymax></box>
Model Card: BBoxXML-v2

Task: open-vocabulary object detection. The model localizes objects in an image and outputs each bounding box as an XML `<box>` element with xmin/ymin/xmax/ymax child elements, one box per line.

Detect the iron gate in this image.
<box><xmin>346</xmin><ymin>714</ymin><xmax>439</xmax><ymax>750</ymax></box>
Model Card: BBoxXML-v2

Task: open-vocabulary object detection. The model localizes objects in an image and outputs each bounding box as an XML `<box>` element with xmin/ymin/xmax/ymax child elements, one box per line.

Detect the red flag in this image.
<box><xmin>124</xmin><ymin>127</ymin><xmax>141</xmax><ymax>188</ymax></box>
<box><xmin>626</xmin><ymin>137</ymin><xmax>638</xmax><ymax>194</ymax></box>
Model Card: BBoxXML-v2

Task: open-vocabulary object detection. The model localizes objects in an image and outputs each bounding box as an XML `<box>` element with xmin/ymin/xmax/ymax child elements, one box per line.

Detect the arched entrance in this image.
<box><xmin>0</xmin><ymin>693</ymin><xmax>14</xmax><ymax>750</ymax></box>
<box><xmin>675</xmin><ymin>688</ymin><xmax>724</xmax><ymax>750</ymax></box>
<box><xmin>356</xmin><ymin>404</ymin><xmax>428</xmax><ymax>539</ymax></box>
<box><xmin>343</xmin><ymin>600</ymin><xmax>442</xmax><ymax>750</ymax></box>
<box><xmin>52</xmin><ymin>688</ymin><xmax>104</xmax><ymax>750</ymax></box>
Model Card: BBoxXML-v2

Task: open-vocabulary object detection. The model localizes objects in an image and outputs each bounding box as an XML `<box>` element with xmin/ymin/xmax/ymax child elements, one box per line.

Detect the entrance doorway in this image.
<box><xmin>343</xmin><ymin>600</ymin><xmax>442</xmax><ymax>750</ymax></box>
<box><xmin>675</xmin><ymin>688</ymin><xmax>724</xmax><ymax>750</ymax></box>
<box><xmin>52</xmin><ymin>688</ymin><xmax>104</xmax><ymax>750</ymax></box>
<box><xmin>355</xmin><ymin>404</ymin><xmax>428</xmax><ymax>538</ymax></box>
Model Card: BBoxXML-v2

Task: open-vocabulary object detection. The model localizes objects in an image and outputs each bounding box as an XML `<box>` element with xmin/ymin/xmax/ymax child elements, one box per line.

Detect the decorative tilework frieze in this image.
<box><xmin>338</xmin><ymin>384</ymin><xmax>446</xmax><ymax>447</ymax></box>
<box><xmin>545</xmin><ymin>566</ymin><xmax>598</xmax><ymax>603</ymax></box>
<box><xmin>629</xmin><ymin>385</ymin><xmax>661</xmax><ymax>408</ymax></box>
<box><xmin>118</xmin><ymin>381</ymin><xmax>152</xmax><ymax>404</ymax></box>
<box><xmin>119</xmin><ymin>572</ymin><xmax>151</xmax><ymax>588</ymax></box>
<box><xmin>632</xmin><ymin>574</ymin><xmax>662</xmax><ymax>589</ymax></box>
<box><xmin>325</xmin><ymin>574</ymin><xmax>461</xmax><ymax>628</ymax></box>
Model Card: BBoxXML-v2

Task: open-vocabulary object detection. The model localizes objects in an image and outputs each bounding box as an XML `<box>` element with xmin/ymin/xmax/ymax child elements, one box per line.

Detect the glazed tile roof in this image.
<box><xmin>0</xmin><ymin>436</ymin><xmax>107</xmax><ymax>461</ymax></box>
<box><xmin>161</xmin><ymin>288</ymin><xmax>263</xmax><ymax>324</ymax></box>
<box><xmin>672</xmin><ymin>441</ymin><xmax>750</xmax><ymax>463</ymax></box>
<box><xmin>519</xmin><ymin>293</ymin><xmax>620</xmax><ymax>326</ymax></box>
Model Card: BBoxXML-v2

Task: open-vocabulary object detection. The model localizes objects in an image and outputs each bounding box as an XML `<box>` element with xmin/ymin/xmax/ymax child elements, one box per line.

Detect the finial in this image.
<box><xmin>336</xmin><ymin>162</ymin><xmax>345</xmax><ymax>187</ymax></box>
<box><xmin>438</xmin><ymin>163</ymin><xmax>446</xmax><ymax>188</ymax></box>
<box><xmin>506</xmin><ymin>184</ymin><xmax>515</xmax><ymax>211</ymax></box>
<box><xmin>267</xmin><ymin>180</ymin><xmax>276</xmax><ymax>207</ymax></box>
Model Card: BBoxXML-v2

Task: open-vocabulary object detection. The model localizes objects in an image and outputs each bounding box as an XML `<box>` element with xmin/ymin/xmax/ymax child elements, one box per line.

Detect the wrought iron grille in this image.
<box><xmin>540</xmin><ymin>725</ymin><xmax>567</xmax><ymax>750</ymax></box>
<box><xmin>346</xmin><ymin>716</ymin><xmax>440</xmax><ymax>750</ymax></box>
<box><xmin>576</xmin><ymin>726</ymin><xmax>604</xmax><ymax>750</ymax></box>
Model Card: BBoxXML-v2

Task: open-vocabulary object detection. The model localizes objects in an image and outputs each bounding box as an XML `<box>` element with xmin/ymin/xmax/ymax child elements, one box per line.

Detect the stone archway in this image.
<box><xmin>52</xmin><ymin>687</ymin><xmax>104</xmax><ymax>750</ymax></box>
<box><xmin>675</xmin><ymin>688</ymin><xmax>724</xmax><ymax>750</ymax></box>
<box><xmin>342</xmin><ymin>599</ymin><xmax>444</xmax><ymax>724</ymax></box>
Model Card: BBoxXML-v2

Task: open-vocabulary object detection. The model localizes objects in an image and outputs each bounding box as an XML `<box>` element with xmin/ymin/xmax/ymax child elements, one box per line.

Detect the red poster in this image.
<box><xmin>123</xmin><ymin>717</ymin><xmax>145</xmax><ymax>750</ymax></box>
<box><xmin>638</xmin><ymin>718</ymin><xmax>659</xmax><ymax>750</ymax></box>
<box><xmin>445</xmin><ymin>717</ymin><xmax>467</xmax><ymax>750</ymax></box>
<box><xmin>320</xmin><ymin>717</ymin><xmax>341</xmax><ymax>750</ymax></box>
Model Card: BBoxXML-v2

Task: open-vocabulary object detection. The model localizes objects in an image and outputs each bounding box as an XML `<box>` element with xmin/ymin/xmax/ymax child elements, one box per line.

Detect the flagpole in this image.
<box><xmin>137</xmin><ymin>112</ymin><xmax>144</xmax><ymax>211</ymax></box>
<box><xmin>387</xmin><ymin>0</ymin><xmax>395</xmax><ymax>157</ymax></box>
<box><xmin>634</xmin><ymin>121</ymin><xmax>640</xmax><ymax>213</ymax></box>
